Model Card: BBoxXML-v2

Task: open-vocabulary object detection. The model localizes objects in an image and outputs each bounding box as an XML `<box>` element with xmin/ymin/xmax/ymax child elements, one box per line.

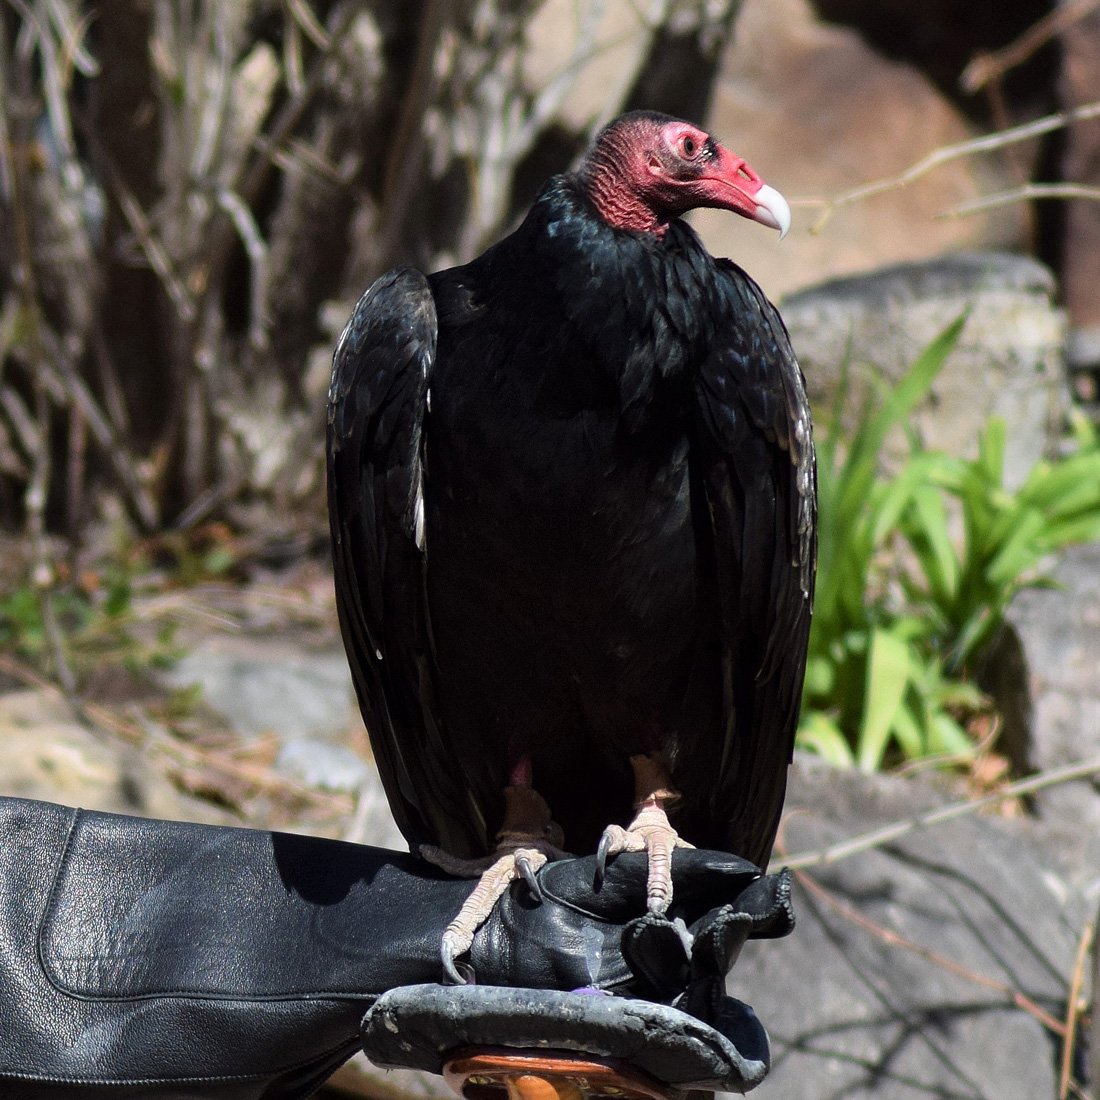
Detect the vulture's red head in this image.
<box><xmin>577</xmin><ymin>111</ymin><xmax>791</xmax><ymax>241</ymax></box>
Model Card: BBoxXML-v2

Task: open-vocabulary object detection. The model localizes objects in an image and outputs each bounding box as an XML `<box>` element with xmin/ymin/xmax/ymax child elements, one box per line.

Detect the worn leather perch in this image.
<box><xmin>0</xmin><ymin>796</ymin><xmax>793</xmax><ymax>1098</ymax></box>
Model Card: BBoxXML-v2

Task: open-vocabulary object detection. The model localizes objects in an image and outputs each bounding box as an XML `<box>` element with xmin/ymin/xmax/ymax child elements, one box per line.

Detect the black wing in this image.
<box><xmin>327</xmin><ymin>267</ymin><xmax>482</xmax><ymax>854</ymax></box>
<box><xmin>683</xmin><ymin>261</ymin><xmax>816</xmax><ymax>868</ymax></box>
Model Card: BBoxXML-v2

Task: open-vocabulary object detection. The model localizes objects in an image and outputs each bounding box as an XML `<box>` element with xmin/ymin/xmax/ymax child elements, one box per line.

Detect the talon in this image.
<box><xmin>595</xmin><ymin>829</ymin><xmax>615</xmax><ymax>887</ymax></box>
<box><xmin>434</xmin><ymin>845</ymin><xmax>558</xmax><ymax>984</ymax></box>
<box><xmin>516</xmin><ymin>852</ymin><xmax>543</xmax><ymax>900</ymax></box>
<box><xmin>441</xmin><ymin>933</ymin><xmax>470</xmax><ymax>985</ymax></box>
<box><xmin>425</xmin><ymin>783</ymin><xmax>566</xmax><ymax>979</ymax></box>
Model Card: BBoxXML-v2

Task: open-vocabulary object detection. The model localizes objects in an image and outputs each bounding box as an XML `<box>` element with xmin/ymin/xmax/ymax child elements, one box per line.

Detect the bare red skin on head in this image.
<box><xmin>577</xmin><ymin>112</ymin><xmax>770</xmax><ymax>238</ymax></box>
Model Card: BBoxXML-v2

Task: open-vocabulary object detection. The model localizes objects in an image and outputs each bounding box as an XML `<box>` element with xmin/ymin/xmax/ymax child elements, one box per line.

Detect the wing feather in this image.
<box><xmin>327</xmin><ymin>267</ymin><xmax>482</xmax><ymax>853</ymax></box>
<box><xmin>688</xmin><ymin>261</ymin><xmax>816</xmax><ymax>868</ymax></box>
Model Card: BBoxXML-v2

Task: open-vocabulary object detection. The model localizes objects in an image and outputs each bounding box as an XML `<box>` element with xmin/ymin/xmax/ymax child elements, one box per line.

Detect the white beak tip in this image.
<box><xmin>754</xmin><ymin>183</ymin><xmax>791</xmax><ymax>241</ymax></box>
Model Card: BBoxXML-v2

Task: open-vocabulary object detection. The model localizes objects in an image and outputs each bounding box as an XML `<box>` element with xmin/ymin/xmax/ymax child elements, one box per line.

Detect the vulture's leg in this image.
<box><xmin>423</xmin><ymin>776</ymin><xmax>567</xmax><ymax>984</ymax></box>
<box><xmin>597</xmin><ymin>753</ymin><xmax>694</xmax><ymax>914</ymax></box>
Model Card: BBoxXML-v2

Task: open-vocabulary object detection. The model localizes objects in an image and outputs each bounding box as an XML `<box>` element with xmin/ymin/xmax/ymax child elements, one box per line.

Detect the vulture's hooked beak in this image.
<box><xmin>704</xmin><ymin>146</ymin><xmax>792</xmax><ymax>240</ymax></box>
<box><xmin>751</xmin><ymin>184</ymin><xmax>791</xmax><ymax>240</ymax></box>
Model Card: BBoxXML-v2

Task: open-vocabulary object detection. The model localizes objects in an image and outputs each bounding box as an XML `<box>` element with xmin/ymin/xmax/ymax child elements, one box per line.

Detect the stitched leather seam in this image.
<box><xmin>33</xmin><ymin>804</ymin><xmax>80</xmax><ymax>996</ymax></box>
<box><xmin>35</xmin><ymin>809</ymin><xmax>383</xmax><ymax>1004</ymax></box>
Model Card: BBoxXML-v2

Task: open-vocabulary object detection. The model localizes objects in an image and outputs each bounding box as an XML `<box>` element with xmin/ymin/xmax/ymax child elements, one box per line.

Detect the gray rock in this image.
<box><xmin>1007</xmin><ymin>541</ymin><xmax>1100</xmax><ymax>876</ymax></box>
<box><xmin>782</xmin><ymin>251</ymin><xmax>1067</xmax><ymax>489</ymax></box>
<box><xmin>735</xmin><ymin>756</ymin><xmax>1092</xmax><ymax>1098</ymax></box>
<box><xmin>276</xmin><ymin>737</ymin><xmax>369</xmax><ymax>792</ymax></box>
<box><xmin>165</xmin><ymin>635</ymin><xmax>358</xmax><ymax>743</ymax></box>
<box><xmin>163</xmin><ymin>632</ymin><xmax>403</xmax><ymax>843</ymax></box>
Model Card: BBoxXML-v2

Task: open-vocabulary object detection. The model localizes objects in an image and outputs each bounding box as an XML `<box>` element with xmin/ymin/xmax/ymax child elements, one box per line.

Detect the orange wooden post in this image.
<box><xmin>443</xmin><ymin>1050</ymin><xmax>681</xmax><ymax>1100</ymax></box>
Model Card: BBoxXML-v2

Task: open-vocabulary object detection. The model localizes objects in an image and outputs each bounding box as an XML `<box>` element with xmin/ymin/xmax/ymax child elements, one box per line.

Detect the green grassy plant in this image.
<box><xmin>799</xmin><ymin>319</ymin><xmax>1100</xmax><ymax>770</ymax></box>
<box><xmin>0</xmin><ymin>557</ymin><xmax>183</xmax><ymax>686</ymax></box>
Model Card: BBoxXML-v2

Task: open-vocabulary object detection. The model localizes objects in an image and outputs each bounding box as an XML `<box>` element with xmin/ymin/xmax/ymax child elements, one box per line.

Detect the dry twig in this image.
<box><xmin>784</xmin><ymin>756</ymin><xmax>1100</xmax><ymax>870</ymax></box>
<box><xmin>941</xmin><ymin>183</ymin><xmax>1100</xmax><ymax>219</ymax></box>
<box><xmin>805</xmin><ymin>99</ymin><xmax>1100</xmax><ymax>233</ymax></box>
<box><xmin>961</xmin><ymin>0</ymin><xmax>1100</xmax><ymax>94</ymax></box>
<box><xmin>0</xmin><ymin>8</ymin><xmax>77</xmax><ymax>696</ymax></box>
<box><xmin>1058</xmin><ymin>915</ymin><xmax>1095</xmax><ymax>1099</ymax></box>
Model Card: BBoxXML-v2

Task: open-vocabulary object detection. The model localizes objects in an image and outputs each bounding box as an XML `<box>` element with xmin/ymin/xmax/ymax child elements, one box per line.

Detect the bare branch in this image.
<box><xmin>961</xmin><ymin>0</ymin><xmax>1100</xmax><ymax>94</ymax></box>
<box><xmin>215</xmin><ymin>186</ymin><xmax>269</xmax><ymax>351</ymax></box>
<box><xmin>190</xmin><ymin>4</ymin><xmax>234</xmax><ymax>183</ymax></box>
<box><xmin>372</xmin><ymin>0</ymin><xmax>451</xmax><ymax>269</ymax></box>
<box><xmin>940</xmin><ymin>182</ymin><xmax>1100</xmax><ymax>218</ymax></box>
<box><xmin>513</xmin><ymin>0</ymin><xmax>609</xmax><ymax>150</ymax></box>
<box><xmin>0</xmin><ymin>8</ymin><xmax>77</xmax><ymax>695</ymax></box>
<box><xmin>43</xmin><ymin>0</ymin><xmax>99</xmax><ymax>78</ymax></box>
<box><xmin>113</xmin><ymin>176</ymin><xmax>198</xmax><ymax>323</ymax></box>
<box><xmin>200</xmin><ymin>4</ymin><xmax>360</xmax><ymax>310</ymax></box>
<box><xmin>1059</xmin><ymin>914</ymin><xmax>1095</xmax><ymax>1099</ymax></box>
<box><xmin>806</xmin><ymin>99</ymin><xmax>1100</xmax><ymax>233</ymax></box>
<box><xmin>37</xmin><ymin>329</ymin><xmax>160</xmax><ymax>529</ymax></box>
<box><xmin>285</xmin><ymin>0</ymin><xmax>331</xmax><ymax>51</ymax></box>
<box><xmin>0</xmin><ymin>383</ymin><xmax>40</xmax><ymax>460</ymax></box>
<box><xmin>28</xmin><ymin>0</ymin><xmax>81</xmax><ymax>191</ymax></box>
<box><xmin>783</xmin><ymin>756</ymin><xmax>1100</xmax><ymax>870</ymax></box>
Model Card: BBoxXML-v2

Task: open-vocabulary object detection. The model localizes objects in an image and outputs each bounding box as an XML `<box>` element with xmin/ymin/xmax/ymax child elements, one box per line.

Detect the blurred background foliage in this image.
<box><xmin>0</xmin><ymin>0</ymin><xmax>743</xmax><ymax>542</ymax></box>
<box><xmin>1</xmin><ymin>0</ymin><xmax>1097</xmax><ymax>772</ymax></box>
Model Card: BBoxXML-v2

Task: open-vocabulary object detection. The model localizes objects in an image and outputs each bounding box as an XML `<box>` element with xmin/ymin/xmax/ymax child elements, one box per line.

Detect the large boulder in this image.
<box><xmin>163</xmin><ymin>631</ymin><xmax>404</xmax><ymax>848</ymax></box>
<box><xmin>1007</xmin><ymin>540</ymin><xmax>1100</xmax><ymax>865</ymax></box>
<box><xmin>780</xmin><ymin>250</ymin><xmax>1067</xmax><ymax>487</ymax></box>
<box><xmin>696</xmin><ymin>0</ymin><xmax>1027</xmax><ymax>301</ymax></box>
<box><xmin>736</xmin><ymin>756</ymin><xmax>1095</xmax><ymax>1098</ymax></box>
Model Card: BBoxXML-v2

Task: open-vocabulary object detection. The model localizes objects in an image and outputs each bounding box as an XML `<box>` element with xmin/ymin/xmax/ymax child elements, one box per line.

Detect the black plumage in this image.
<box><xmin>328</xmin><ymin>113</ymin><xmax>815</xmax><ymax>873</ymax></box>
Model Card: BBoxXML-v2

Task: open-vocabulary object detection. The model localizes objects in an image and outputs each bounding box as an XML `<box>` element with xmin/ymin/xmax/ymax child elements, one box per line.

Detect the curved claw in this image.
<box><xmin>595</xmin><ymin>829</ymin><xmax>615</xmax><ymax>888</ymax></box>
<box><xmin>441</xmin><ymin>935</ymin><xmax>470</xmax><ymax>986</ymax></box>
<box><xmin>516</xmin><ymin>853</ymin><xmax>544</xmax><ymax>901</ymax></box>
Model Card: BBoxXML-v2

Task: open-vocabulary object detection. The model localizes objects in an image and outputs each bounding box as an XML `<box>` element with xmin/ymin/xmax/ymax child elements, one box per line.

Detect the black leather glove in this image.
<box><xmin>467</xmin><ymin>848</ymin><xmax>770</xmax><ymax>993</ymax></box>
<box><xmin>0</xmin><ymin>796</ymin><xmax>789</xmax><ymax>1099</ymax></box>
<box><xmin>382</xmin><ymin>850</ymin><xmax>794</xmax><ymax>1096</ymax></box>
<box><xmin>362</xmin><ymin>857</ymin><xmax>796</xmax><ymax>1095</ymax></box>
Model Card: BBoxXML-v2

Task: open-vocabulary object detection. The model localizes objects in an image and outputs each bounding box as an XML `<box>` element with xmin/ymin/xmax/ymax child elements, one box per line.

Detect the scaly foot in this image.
<box><xmin>420</xmin><ymin>785</ymin><xmax>567</xmax><ymax>983</ymax></box>
<box><xmin>596</xmin><ymin>792</ymin><xmax>694</xmax><ymax>914</ymax></box>
<box><xmin>596</xmin><ymin>753</ymin><xmax>694</xmax><ymax>914</ymax></box>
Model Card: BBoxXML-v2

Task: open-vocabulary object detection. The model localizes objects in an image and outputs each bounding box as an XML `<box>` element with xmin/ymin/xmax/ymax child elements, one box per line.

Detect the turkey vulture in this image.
<box><xmin>328</xmin><ymin>111</ymin><xmax>815</xmax><ymax>975</ymax></box>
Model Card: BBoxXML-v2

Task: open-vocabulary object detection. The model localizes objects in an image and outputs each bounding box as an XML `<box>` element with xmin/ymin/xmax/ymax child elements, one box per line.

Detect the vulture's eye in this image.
<box><xmin>681</xmin><ymin>135</ymin><xmax>698</xmax><ymax>158</ymax></box>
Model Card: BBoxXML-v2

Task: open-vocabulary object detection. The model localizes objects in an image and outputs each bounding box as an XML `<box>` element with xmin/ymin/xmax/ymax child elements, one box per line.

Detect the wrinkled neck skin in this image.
<box><xmin>578</xmin><ymin>155</ymin><xmax>668</xmax><ymax>238</ymax></box>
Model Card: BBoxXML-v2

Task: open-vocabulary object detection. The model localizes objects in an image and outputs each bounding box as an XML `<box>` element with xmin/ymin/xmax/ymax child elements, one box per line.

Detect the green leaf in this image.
<box><xmin>802</xmin><ymin>654</ymin><xmax>836</xmax><ymax>697</ymax></box>
<box><xmin>891</xmin><ymin>697</ymin><xmax>927</xmax><ymax>761</ymax></box>
<box><xmin>976</xmin><ymin>417</ymin><xmax>1006</xmax><ymax>485</ymax></box>
<box><xmin>835</xmin><ymin>315</ymin><xmax>967</xmax><ymax>527</ymax></box>
<box><xmin>869</xmin><ymin>453</ymin><xmax>943</xmax><ymax>547</ymax></box>
<box><xmin>1039</xmin><ymin>513</ymin><xmax>1100</xmax><ymax>548</ymax></box>
<box><xmin>904</xmin><ymin>482</ymin><xmax>960</xmax><ymax>602</ymax></box>
<box><xmin>950</xmin><ymin>605</ymin><xmax>1004</xmax><ymax>671</ymax></box>
<box><xmin>797</xmin><ymin>712</ymin><xmax>856</xmax><ymax>768</ymax></box>
<box><xmin>1025</xmin><ymin>463</ymin><xmax>1100</xmax><ymax>520</ymax></box>
<box><xmin>103</xmin><ymin>578</ymin><xmax>133</xmax><ymax>618</ymax></box>
<box><xmin>985</xmin><ymin>507</ymin><xmax>1045</xmax><ymax>586</ymax></box>
<box><xmin>798</xmin><ymin>312</ymin><xmax>1100</xmax><ymax>775</ymax></box>
<box><xmin>857</xmin><ymin>627</ymin><xmax>911</xmax><ymax>772</ymax></box>
<box><xmin>928</xmin><ymin>712</ymin><xmax>976</xmax><ymax>758</ymax></box>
